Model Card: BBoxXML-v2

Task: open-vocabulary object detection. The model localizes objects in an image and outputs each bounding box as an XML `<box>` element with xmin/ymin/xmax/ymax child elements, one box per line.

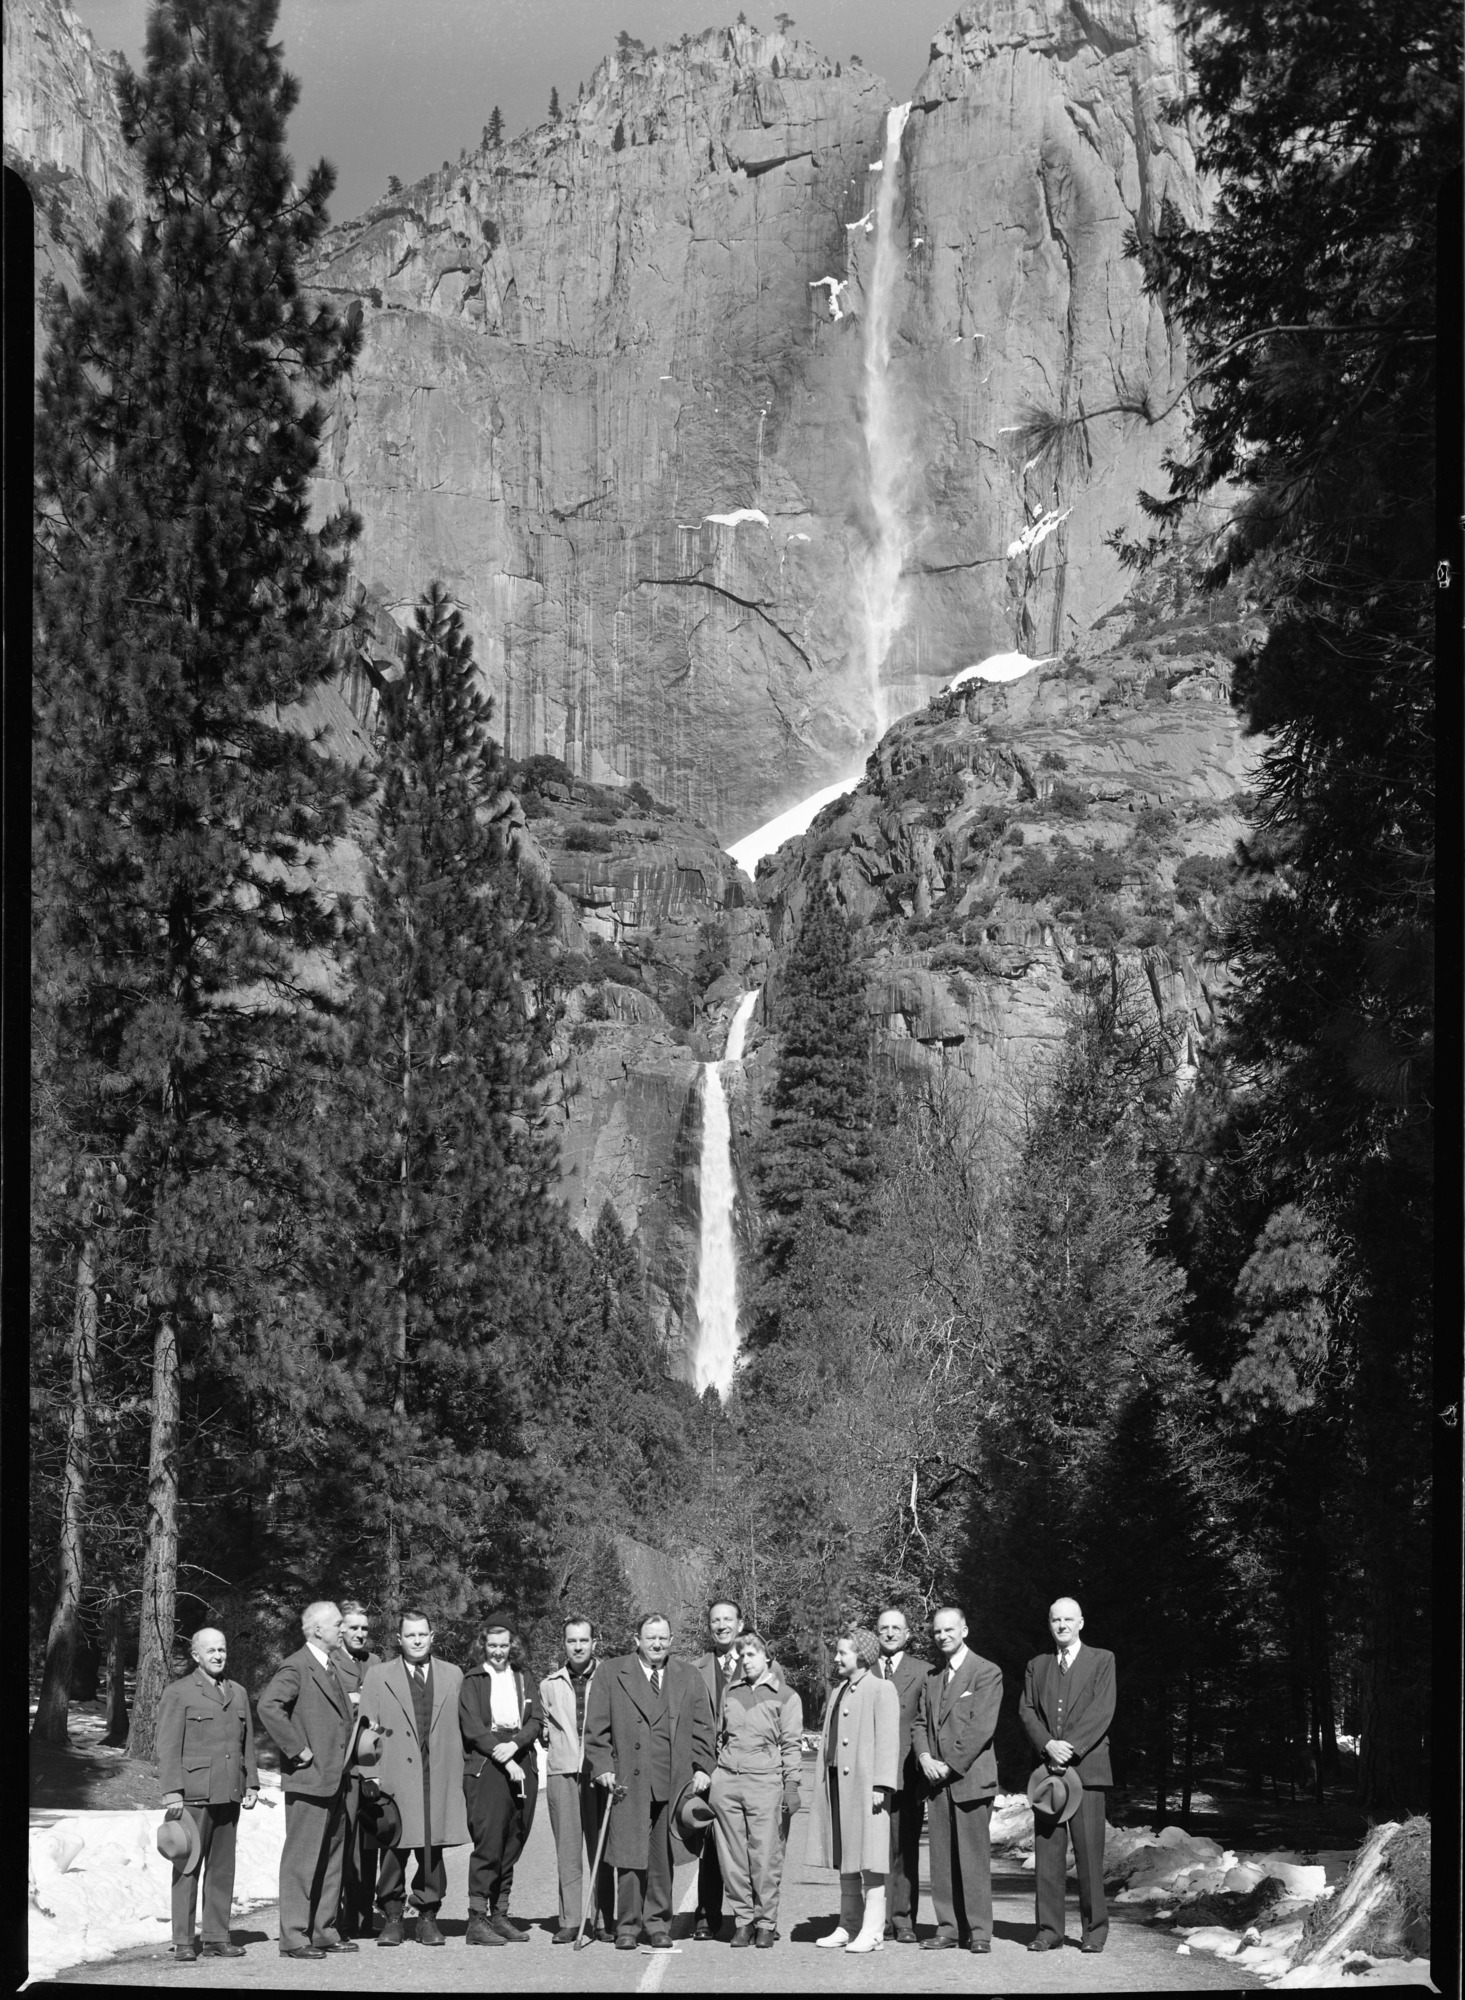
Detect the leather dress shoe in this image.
<box><xmin>491</xmin><ymin>1911</ymin><xmax>529</xmax><ymax>1942</ymax></box>
<box><xmin>552</xmin><ymin>1925</ymin><xmax>579</xmax><ymax>1944</ymax></box>
<box><xmin>615</xmin><ymin>1934</ymin><xmax>639</xmax><ymax>1951</ymax></box>
<box><xmin>692</xmin><ymin>1918</ymin><xmax>714</xmax><ymax>1940</ymax></box>
<box><xmin>319</xmin><ymin>1939</ymin><xmax>359</xmax><ymax>1952</ymax></box>
<box><xmin>921</xmin><ymin>1935</ymin><xmax>958</xmax><ymax>1949</ymax></box>
<box><xmin>646</xmin><ymin>1932</ymin><xmax>674</xmax><ymax>1949</ymax></box>
<box><xmin>730</xmin><ymin>1923</ymin><xmax>755</xmax><ymax>1948</ymax></box>
<box><xmin>1028</xmin><ymin>1934</ymin><xmax>1063</xmax><ymax>1951</ymax></box>
<box><xmin>892</xmin><ymin>1924</ymin><xmax>918</xmax><ymax>1943</ymax></box>
<box><xmin>968</xmin><ymin>1939</ymin><xmax>992</xmax><ymax>1953</ymax></box>
<box><xmin>376</xmin><ymin>1915</ymin><xmax>404</xmax><ymax>1947</ymax></box>
<box><xmin>168</xmin><ymin>1944</ymin><xmax>200</xmax><ymax>1961</ymax></box>
<box><xmin>1081</xmin><ymin>1940</ymin><xmax>1106</xmax><ymax>1954</ymax></box>
<box><xmin>465</xmin><ymin>1914</ymin><xmax>502</xmax><ymax>1946</ymax></box>
<box><xmin>415</xmin><ymin>1912</ymin><xmax>446</xmax><ymax>1946</ymax></box>
<box><xmin>754</xmin><ymin>1928</ymin><xmax>778</xmax><ymax>1949</ymax></box>
<box><xmin>201</xmin><ymin>1943</ymin><xmax>245</xmax><ymax>1958</ymax></box>
<box><xmin>282</xmin><ymin>1945</ymin><xmax>327</xmax><ymax>1959</ymax></box>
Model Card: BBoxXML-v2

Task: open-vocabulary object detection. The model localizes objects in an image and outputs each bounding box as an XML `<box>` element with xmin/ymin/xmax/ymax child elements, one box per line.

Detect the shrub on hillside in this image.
<box><xmin>1174</xmin><ymin>854</ymin><xmax>1235</xmax><ymax>907</ymax></box>
<box><xmin>1047</xmin><ymin>780</ymin><xmax>1089</xmax><ymax>819</ymax></box>
<box><xmin>563</xmin><ymin>823</ymin><xmax>615</xmax><ymax>852</ymax></box>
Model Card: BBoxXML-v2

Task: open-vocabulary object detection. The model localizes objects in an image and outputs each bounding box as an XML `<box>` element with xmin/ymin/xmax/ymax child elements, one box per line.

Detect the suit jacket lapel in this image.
<box><xmin>621</xmin><ymin>1660</ymin><xmax>653</xmax><ymax>1724</ymax></box>
<box><xmin>307</xmin><ymin>1648</ymin><xmax>349</xmax><ymax>1717</ymax></box>
<box><xmin>667</xmin><ymin>1661</ymin><xmax>685</xmax><ymax>1729</ymax></box>
<box><xmin>429</xmin><ymin>1660</ymin><xmax>450</xmax><ymax>1729</ymax></box>
<box><xmin>1065</xmin><ymin>1646</ymin><xmax>1094</xmax><ymax>1721</ymax></box>
<box><xmin>384</xmin><ymin>1658</ymin><xmax>418</xmax><ymax>1739</ymax></box>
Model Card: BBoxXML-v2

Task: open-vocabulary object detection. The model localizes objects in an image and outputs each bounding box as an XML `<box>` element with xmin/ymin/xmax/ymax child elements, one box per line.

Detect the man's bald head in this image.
<box><xmin>1049</xmin><ymin>1597</ymin><xmax>1082</xmax><ymax>1621</ymax></box>
<box><xmin>191</xmin><ymin>1628</ymin><xmax>227</xmax><ymax>1678</ymax></box>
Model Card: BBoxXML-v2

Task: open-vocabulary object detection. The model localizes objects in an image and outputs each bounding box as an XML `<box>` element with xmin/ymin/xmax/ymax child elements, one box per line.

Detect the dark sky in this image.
<box><xmin>70</xmin><ymin>0</ymin><xmax>961</xmax><ymax>224</ymax></box>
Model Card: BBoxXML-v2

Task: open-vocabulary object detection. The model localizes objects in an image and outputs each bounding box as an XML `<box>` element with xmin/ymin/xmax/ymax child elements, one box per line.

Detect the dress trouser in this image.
<box><xmin>338</xmin><ymin>1781</ymin><xmax>379</xmax><ymax>1935</ymax></box>
<box><xmin>376</xmin><ymin>1844</ymin><xmax>447</xmax><ymax>1913</ymax></box>
<box><xmin>546</xmin><ymin>1769</ymin><xmax>614</xmax><ymax>1930</ymax></box>
<box><xmin>278</xmin><ymin>1793</ymin><xmax>347</xmax><ymax>1952</ymax></box>
<box><xmin>709</xmin><ymin>1769</ymin><xmax>786</xmax><ymax>1930</ymax></box>
<box><xmin>696</xmin><ymin>1834</ymin><xmax>724</xmax><ymax>1925</ymax></box>
<box><xmin>465</xmin><ymin>1758</ymin><xmax>539</xmax><ymax>1914</ymax></box>
<box><xmin>1034</xmin><ymin>1786</ymin><xmax>1109</xmax><ymax>1946</ymax></box>
<box><xmin>887</xmin><ymin>1756</ymin><xmax>923</xmax><ymax>1928</ymax></box>
<box><xmin>615</xmin><ymin>1798</ymin><xmax>674</xmax><ymax>1937</ymax></box>
<box><xmin>927</xmin><ymin>1789</ymin><xmax>993</xmax><ymax>1944</ymax></box>
<box><xmin>170</xmin><ymin>1801</ymin><xmax>238</xmax><ymax>1947</ymax></box>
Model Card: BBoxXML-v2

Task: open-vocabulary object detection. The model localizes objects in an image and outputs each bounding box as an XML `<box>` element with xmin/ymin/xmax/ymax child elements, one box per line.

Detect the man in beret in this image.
<box><xmin>1018</xmin><ymin>1597</ymin><xmax>1116</xmax><ymax>1954</ymax></box>
<box><xmin>155</xmin><ymin>1627</ymin><xmax>258</xmax><ymax>1961</ymax></box>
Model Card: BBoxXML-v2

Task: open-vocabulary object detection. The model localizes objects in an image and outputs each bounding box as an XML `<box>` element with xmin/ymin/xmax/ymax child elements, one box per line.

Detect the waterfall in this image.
<box><xmin>856</xmin><ymin>100</ymin><xmax>913</xmax><ymax>742</ymax></box>
<box><xmin>692</xmin><ymin>989</ymin><xmax>761</xmax><ymax>1397</ymax></box>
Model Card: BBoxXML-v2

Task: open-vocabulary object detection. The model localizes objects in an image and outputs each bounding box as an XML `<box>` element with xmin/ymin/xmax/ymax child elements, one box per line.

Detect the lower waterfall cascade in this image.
<box><xmin>691</xmin><ymin>989</ymin><xmax>761</xmax><ymax>1397</ymax></box>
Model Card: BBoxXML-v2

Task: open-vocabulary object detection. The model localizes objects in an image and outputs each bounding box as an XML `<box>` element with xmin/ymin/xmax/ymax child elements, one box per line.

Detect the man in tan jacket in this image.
<box><xmin>539</xmin><ymin>1615</ymin><xmax>614</xmax><ymax>1943</ymax></box>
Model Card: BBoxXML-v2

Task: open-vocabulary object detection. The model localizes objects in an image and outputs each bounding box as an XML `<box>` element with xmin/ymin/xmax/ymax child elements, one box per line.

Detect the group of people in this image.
<box><xmin>152</xmin><ymin>1590</ymin><xmax>1115</xmax><ymax>1961</ymax></box>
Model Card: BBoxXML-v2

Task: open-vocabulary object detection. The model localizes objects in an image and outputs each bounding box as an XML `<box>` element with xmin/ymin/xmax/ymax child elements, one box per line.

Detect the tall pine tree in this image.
<box><xmin>32</xmin><ymin>0</ymin><xmax>362</xmax><ymax>1756</ymax></box>
<box><xmin>756</xmin><ymin>887</ymin><xmax>874</xmax><ymax>1280</ymax></box>
<box><xmin>315</xmin><ymin>584</ymin><xmax>563</xmax><ymax>1638</ymax></box>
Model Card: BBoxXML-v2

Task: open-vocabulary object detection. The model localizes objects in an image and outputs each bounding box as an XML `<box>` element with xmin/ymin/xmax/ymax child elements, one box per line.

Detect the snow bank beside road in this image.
<box><xmin>28</xmin><ymin>1794</ymin><xmax>285</xmax><ymax>1983</ymax></box>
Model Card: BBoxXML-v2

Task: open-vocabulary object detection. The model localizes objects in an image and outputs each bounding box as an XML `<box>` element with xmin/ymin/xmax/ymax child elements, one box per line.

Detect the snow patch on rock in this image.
<box><xmin>703</xmin><ymin>508</ymin><xmax>769</xmax><ymax>528</ymax></box>
<box><xmin>946</xmin><ymin>651</ymin><xmax>1056</xmax><ymax>691</ymax></box>
<box><xmin>725</xmin><ymin>773</ymin><xmax>864</xmax><ymax>876</ymax></box>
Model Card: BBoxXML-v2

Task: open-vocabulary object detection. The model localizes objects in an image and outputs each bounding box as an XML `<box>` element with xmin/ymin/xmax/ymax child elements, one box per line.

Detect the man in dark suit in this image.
<box><xmin>585</xmin><ymin>1612</ymin><xmax>716</xmax><ymax>1950</ymax></box>
<box><xmin>258</xmin><ymin>1600</ymin><xmax>360</xmax><ymax>1961</ymax></box>
<box><xmin>912</xmin><ymin>1605</ymin><xmax>1004</xmax><ymax>1955</ymax></box>
<box><xmin>1019</xmin><ymin>1596</ymin><xmax>1116</xmax><ymax>1954</ymax></box>
<box><xmin>331</xmin><ymin>1602</ymin><xmax>382</xmax><ymax>1939</ymax></box>
<box><xmin>690</xmin><ymin>1597</ymin><xmax>743</xmax><ymax>1940</ymax></box>
<box><xmin>155</xmin><ymin>1627</ymin><xmax>258</xmax><ymax>1960</ymax></box>
<box><xmin>875</xmin><ymin>1606</ymin><xmax>926</xmax><ymax>1944</ymax></box>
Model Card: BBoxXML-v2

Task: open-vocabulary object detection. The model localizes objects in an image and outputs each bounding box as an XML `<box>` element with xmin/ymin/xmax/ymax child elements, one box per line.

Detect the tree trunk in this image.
<box><xmin>1179</xmin><ymin>1675</ymin><xmax>1196</xmax><ymax>1828</ymax></box>
<box><xmin>1314</xmin><ymin>1612</ymin><xmax>1341</xmax><ymax>1782</ymax></box>
<box><xmin>1153</xmin><ymin>1688</ymin><xmax>1171</xmax><ymax>1830</ymax></box>
<box><xmin>32</xmin><ymin>1235</ymin><xmax>99</xmax><ymax>1746</ymax></box>
<box><xmin>128</xmin><ymin>1316</ymin><xmax>180</xmax><ymax>1762</ymax></box>
<box><xmin>102</xmin><ymin>1581</ymin><xmax>129</xmax><ymax>1746</ymax></box>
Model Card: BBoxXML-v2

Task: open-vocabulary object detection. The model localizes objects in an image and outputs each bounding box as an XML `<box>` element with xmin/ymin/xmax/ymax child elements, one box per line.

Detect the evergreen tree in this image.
<box><xmin>612</xmin><ymin>118</ymin><xmax>627</xmax><ymax>153</ymax></box>
<box><xmin>1118</xmin><ymin>0</ymin><xmax>1451</xmax><ymax>1815</ymax></box>
<box><xmin>755</xmin><ymin>888</ymin><xmax>874</xmax><ymax>1277</ymax></box>
<box><xmin>315</xmin><ymin>583</ymin><xmax>562</xmax><ymax>1637</ymax></box>
<box><xmin>548</xmin><ymin>86</ymin><xmax>561</xmax><ymax>120</ymax></box>
<box><xmin>32</xmin><ymin>0</ymin><xmax>362</xmax><ymax>1758</ymax></box>
<box><xmin>486</xmin><ymin>105</ymin><xmax>503</xmax><ymax>147</ymax></box>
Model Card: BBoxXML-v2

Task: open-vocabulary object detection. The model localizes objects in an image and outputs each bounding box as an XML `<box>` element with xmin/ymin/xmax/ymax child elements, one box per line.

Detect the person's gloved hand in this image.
<box><xmin>782</xmin><ymin>1779</ymin><xmax>801</xmax><ymax>1817</ymax></box>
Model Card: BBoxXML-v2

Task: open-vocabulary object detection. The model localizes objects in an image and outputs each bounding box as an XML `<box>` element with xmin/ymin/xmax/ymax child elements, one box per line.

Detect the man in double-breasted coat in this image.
<box><xmin>358</xmin><ymin>1610</ymin><xmax>468</xmax><ymax>1947</ymax></box>
<box><xmin>1018</xmin><ymin>1596</ymin><xmax>1116</xmax><ymax>1954</ymax></box>
<box><xmin>155</xmin><ymin>1627</ymin><xmax>259</xmax><ymax>1960</ymax></box>
<box><xmin>258</xmin><ymin>1601</ymin><xmax>357</xmax><ymax>1959</ymax></box>
<box><xmin>913</xmin><ymin>1605</ymin><xmax>1004</xmax><ymax>1954</ymax></box>
<box><xmin>584</xmin><ymin>1614</ymin><xmax>715</xmax><ymax>1949</ymax></box>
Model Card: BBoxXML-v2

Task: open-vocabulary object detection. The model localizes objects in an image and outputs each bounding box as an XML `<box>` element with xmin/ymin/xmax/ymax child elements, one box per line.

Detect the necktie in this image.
<box><xmin>414</xmin><ymin>1664</ymin><xmax>426</xmax><ymax>1684</ymax></box>
<box><xmin>1059</xmin><ymin>1652</ymin><xmax>1070</xmax><ymax>1676</ymax></box>
<box><xmin>881</xmin><ymin>1659</ymin><xmax>891</xmax><ymax>1679</ymax></box>
<box><xmin>651</xmin><ymin>1667</ymin><xmax>662</xmax><ymax>1695</ymax></box>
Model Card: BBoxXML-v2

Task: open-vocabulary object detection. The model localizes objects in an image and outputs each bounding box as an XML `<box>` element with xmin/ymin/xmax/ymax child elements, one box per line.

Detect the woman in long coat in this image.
<box><xmin>806</xmin><ymin>1626</ymin><xmax>900</xmax><ymax>1953</ymax></box>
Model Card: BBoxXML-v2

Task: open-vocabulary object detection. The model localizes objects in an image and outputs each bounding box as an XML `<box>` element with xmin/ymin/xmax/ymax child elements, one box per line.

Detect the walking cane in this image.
<box><xmin>574</xmin><ymin>1780</ymin><xmax>625</xmax><ymax>1950</ymax></box>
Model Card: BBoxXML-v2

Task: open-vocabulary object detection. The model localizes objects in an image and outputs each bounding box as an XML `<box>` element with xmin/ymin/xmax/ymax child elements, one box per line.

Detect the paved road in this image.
<box><xmin>44</xmin><ymin>1804</ymin><xmax>1260</xmax><ymax>1992</ymax></box>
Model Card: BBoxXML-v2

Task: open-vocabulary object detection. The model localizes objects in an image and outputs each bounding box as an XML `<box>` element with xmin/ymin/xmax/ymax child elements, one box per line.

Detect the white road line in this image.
<box><xmin>635</xmin><ymin>1868</ymin><xmax>701</xmax><ymax>1992</ymax></box>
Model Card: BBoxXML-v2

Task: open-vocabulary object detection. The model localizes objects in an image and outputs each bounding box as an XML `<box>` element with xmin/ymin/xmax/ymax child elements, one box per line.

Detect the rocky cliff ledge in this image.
<box><xmin>302</xmin><ymin>5</ymin><xmax>1204</xmax><ymax>842</ymax></box>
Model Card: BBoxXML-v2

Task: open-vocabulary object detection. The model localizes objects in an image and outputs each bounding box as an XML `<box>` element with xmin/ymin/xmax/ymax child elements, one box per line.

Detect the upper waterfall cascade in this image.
<box><xmin>856</xmin><ymin>100</ymin><xmax>914</xmax><ymax>743</ymax></box>
<box><xmin>691</xmin><ymin>990</ymin><xmax>761</xmax><ymax>1398</ymax></box>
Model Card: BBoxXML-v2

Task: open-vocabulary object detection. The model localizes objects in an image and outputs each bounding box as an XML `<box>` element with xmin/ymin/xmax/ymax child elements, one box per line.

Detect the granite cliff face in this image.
<box><xmin>302</xmin><ymin>5</ymin><xmax>1204</xmax><ymax>842</ymax></box>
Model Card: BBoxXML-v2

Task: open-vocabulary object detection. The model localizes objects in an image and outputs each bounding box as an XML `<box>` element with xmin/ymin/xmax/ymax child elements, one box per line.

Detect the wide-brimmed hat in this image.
<box><xmin>1026</xmin><ymin>1765</ymin><xmax>1083</xmax><ymax>1823</ymax></box>
<box><xmin>368</xmin><ymin>1788</ymin><xmax>402</xmax><ymax>1847</ymax></box>
<box><xmin>671</xmin><ymin>1778</ymin><xmax>716</xmax><ymax>1851</ymax></box>
<box><xmin>352</xmin><ymin>1719</ymin><xmax>386</xmax><ymax>1765</ymax></box>
<box><xmin>156</xmin><ymin>1808</ymin><xmax>202</xmax><ymax>1872</ymax></box>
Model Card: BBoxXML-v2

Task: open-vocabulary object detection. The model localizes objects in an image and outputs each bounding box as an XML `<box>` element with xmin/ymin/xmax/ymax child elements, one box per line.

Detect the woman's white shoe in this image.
<box><xmin>816</xmin><ymin>1928</ymin><xmax>852</xmax><ymax>1949</ymax></box>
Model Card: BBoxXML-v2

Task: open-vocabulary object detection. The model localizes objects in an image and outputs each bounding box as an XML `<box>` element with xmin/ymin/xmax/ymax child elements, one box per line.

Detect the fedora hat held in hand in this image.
<box><xmin>671</xmin><ymin>1776</ymin><xmax>716</xmax><ymax>1851</ymax></box>
<box><xmin>156</xmin><ymin>1804</ymin><xmax>203</xmax><ymax>1873</ymax></box>
<box><xmin>1026</xmin><ymin>1764</ymin><xmax>1083</xmax><ymax>1823</ymax></box>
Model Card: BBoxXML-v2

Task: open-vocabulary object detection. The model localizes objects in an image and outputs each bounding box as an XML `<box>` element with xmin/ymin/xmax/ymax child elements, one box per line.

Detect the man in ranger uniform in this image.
<box><xmin>155</xmin><ymin>1627</ymin><xmax>259</xmax><ymax>1960</ymax></box>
